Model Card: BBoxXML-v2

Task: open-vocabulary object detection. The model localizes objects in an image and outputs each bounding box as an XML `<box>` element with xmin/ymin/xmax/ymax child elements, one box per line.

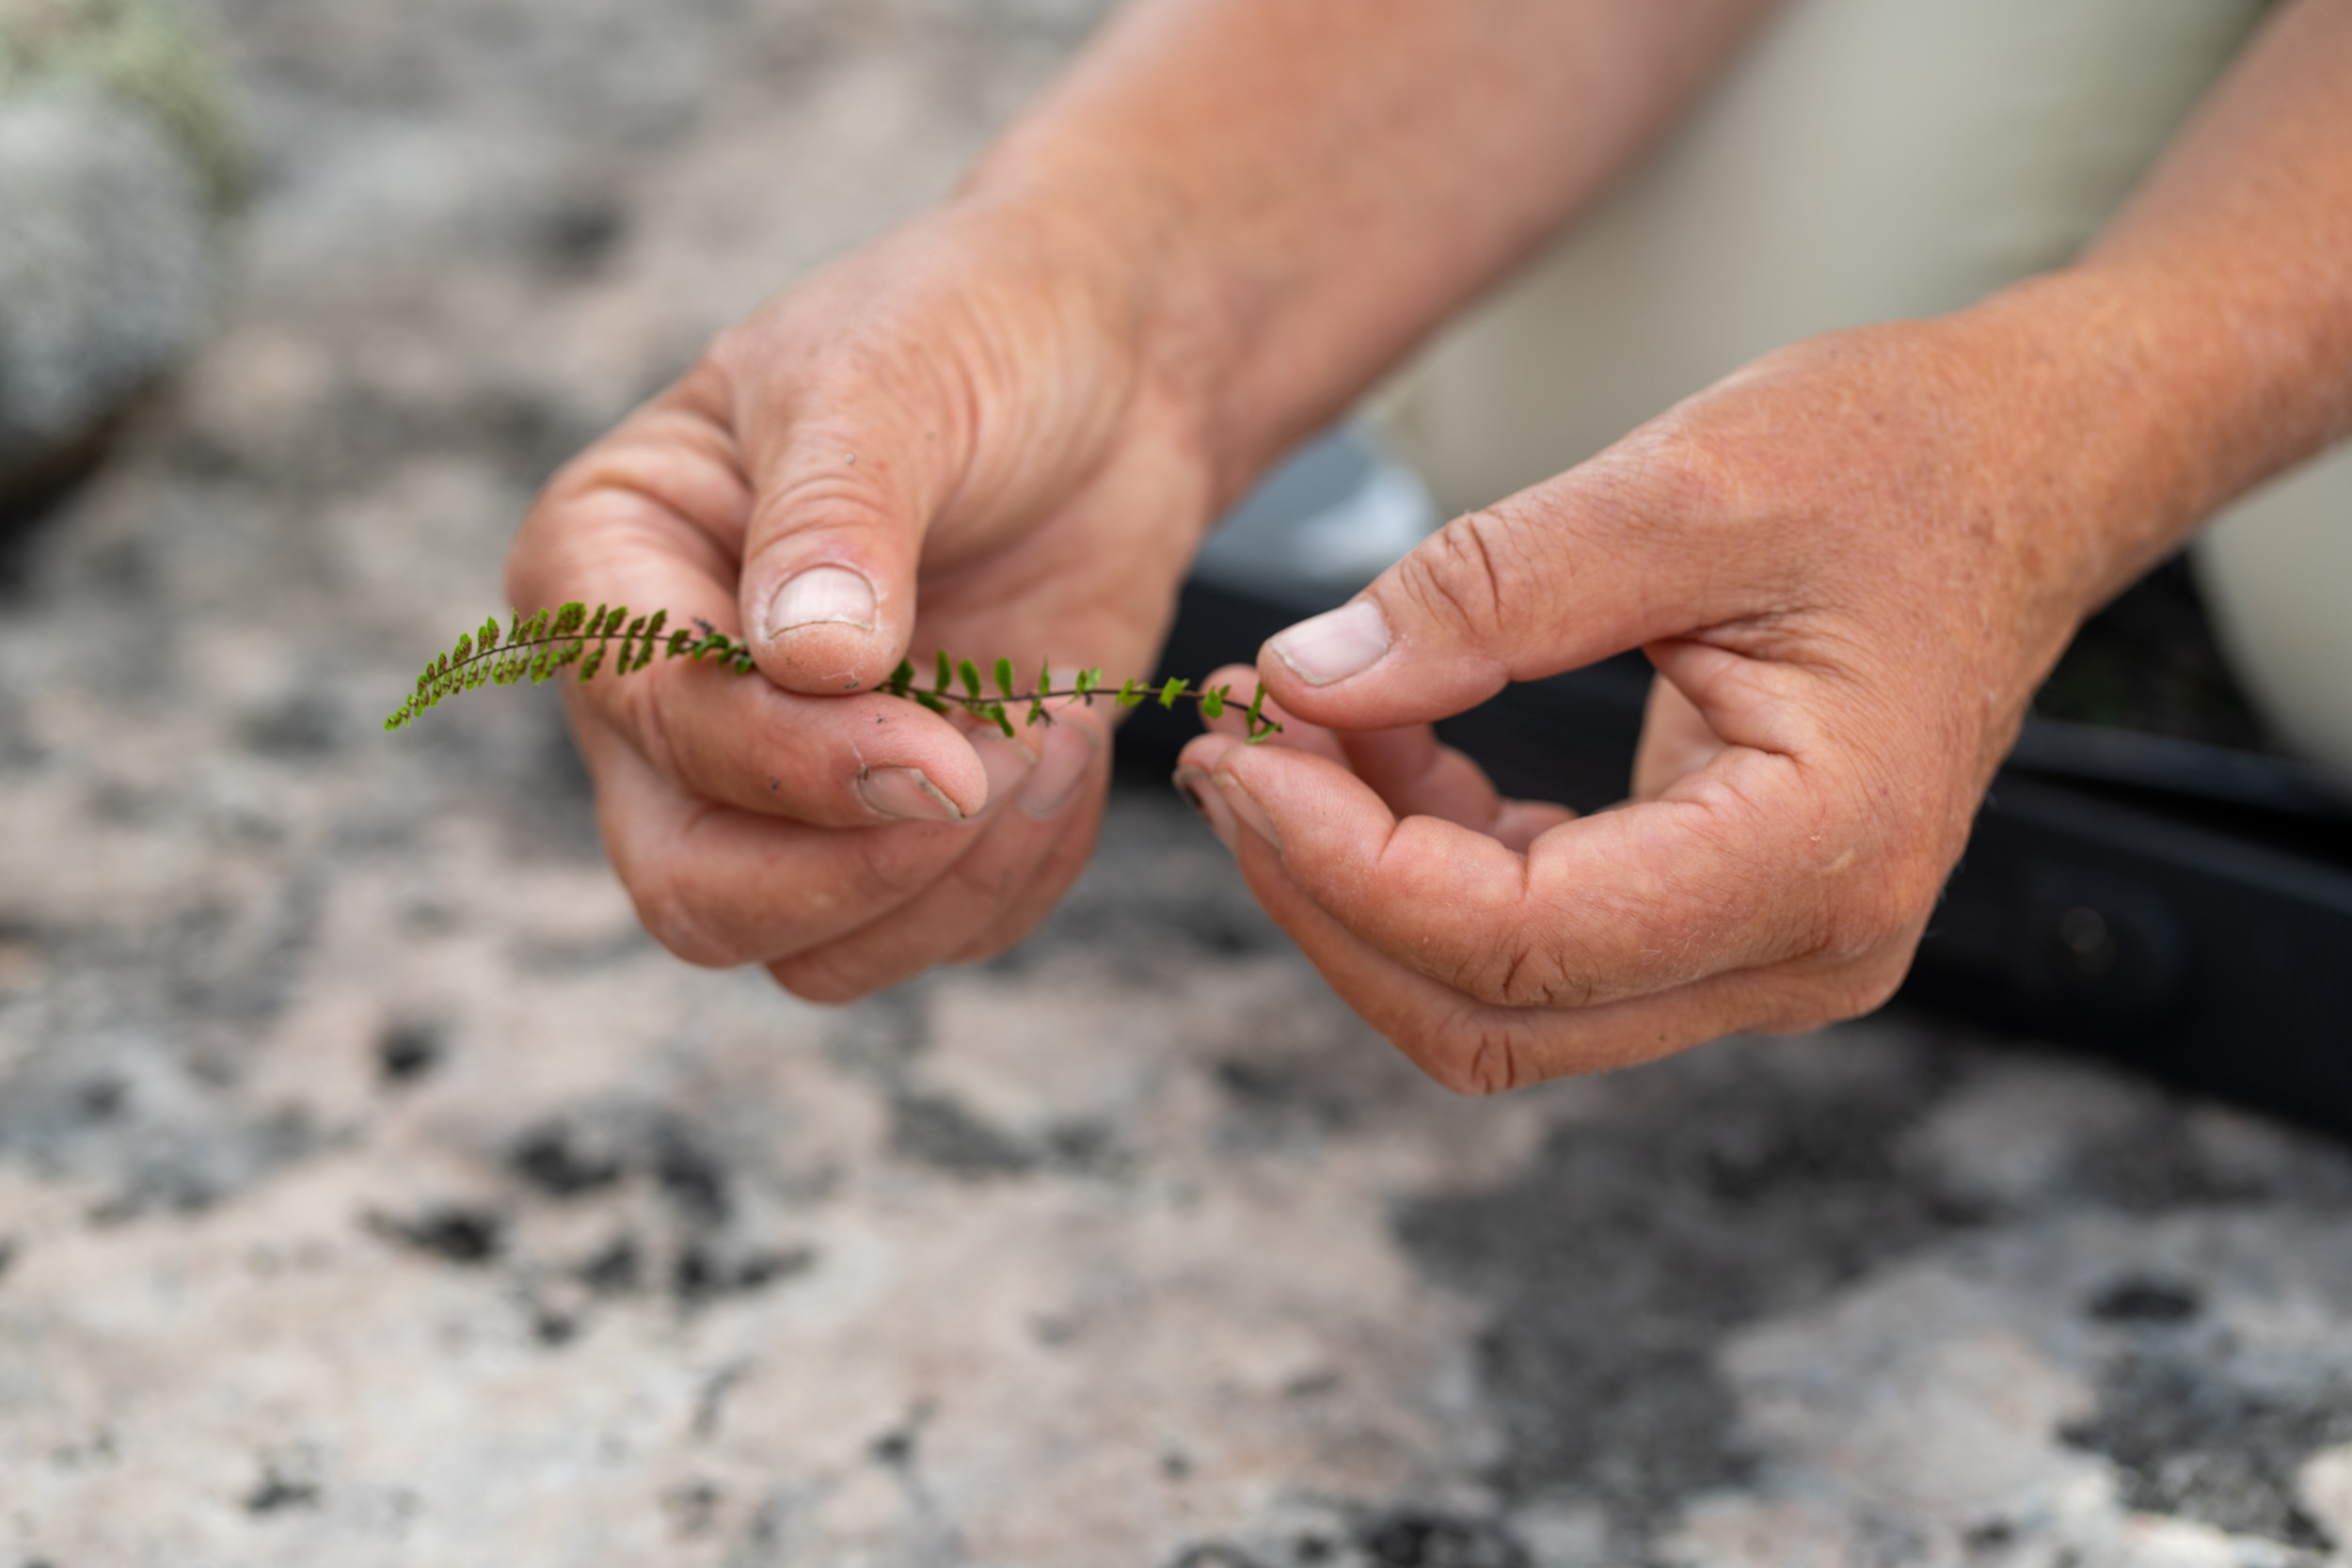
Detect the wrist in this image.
<box><xmin>1936</xmin><ymin>268</ymin><xmax>2260</xmax><ymax>621</ymax></box>
<box><xmin>1959</xmin><ymin>254</ymin><xmax>2351</xmax><ymax>614</ymax></box>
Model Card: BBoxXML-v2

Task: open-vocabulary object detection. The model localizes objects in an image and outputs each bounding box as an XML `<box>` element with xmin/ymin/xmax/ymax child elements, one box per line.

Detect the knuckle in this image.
<box><xmin>1452</xmin><ymin>930</ymin><xmax>1581</xmax><ymax>1011</ymax></box>
<box><xmin>1394</xmin><ymin>508</ymin><xmax>1524</xmax><ymax>645</ymax></box>
<box><xmin>1431</xmin><ymin>1023</ymin><xmax>1532</xmax><ymax>1098</ymax></box>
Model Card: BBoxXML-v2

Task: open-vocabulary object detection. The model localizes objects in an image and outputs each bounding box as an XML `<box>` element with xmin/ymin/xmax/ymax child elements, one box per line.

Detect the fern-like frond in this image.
<box><xmin>387</xmin><ymin>609</ymin><xmax>1281</xmax><ymax>741</ymax></box>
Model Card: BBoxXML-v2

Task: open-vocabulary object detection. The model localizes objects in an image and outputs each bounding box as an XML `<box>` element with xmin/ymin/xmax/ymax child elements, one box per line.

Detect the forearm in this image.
<box><xmin>1967</xmin><ymin>0</ymin><xmax>2352</xmax><ymax>616</ymax></box>
<box><xmin>964</xmin><ymin>0</ymin><xmax>1780</xmax><ymax>497</ymax></box>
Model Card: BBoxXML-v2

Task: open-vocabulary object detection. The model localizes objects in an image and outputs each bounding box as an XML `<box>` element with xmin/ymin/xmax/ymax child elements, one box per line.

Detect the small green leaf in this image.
<box><xmin>935</xmin><ymin>648</ymin><xmax>953</xmax><ymax>694</ymax></box>
<box><xmin>1158</xmin><ymin>677</ymin><xmax>1185</xmax><ymax>709</ymax></box>
<box><xmin>628</xmin><ymin>610</ymin><xmax>660</xmax><ymax>673</ymax></box>
<box><xmin>552</xmin><ymin>602</ymin><xmax>587</xmax><ymax>636</ymax></box>
<box><xmin>960</xmin><ymin>659</ymin><xmax>984</xmax><ymax>700</ymax></box>
<box><xmin>989</xmin><ymin>702</ymin><xmax>1014</xmax><ymax>738</ymax></box>
<box><xmin>886</xmin><ymin>658</ymin><xmax>915</xmax><ymax>696</ymax></box>
<box><xmin>1116</xmin><ymin>678</ymin><xmax>1143</xmax><ymax>707</ymax></box>
<box><xmin>993</xmin><ymin>657</ymin><xmax>1015</xmax><ymax>698</ymax></box>
<box><xmin>1075</xmin><ymin>668</ymin><xmax>1101</xmax><ymax>697</ymax></box>
<box><xmin>580</xmin><ymin>645</ymin><xmax>607</xmax><ymax>681</ymax></box>
<box><xmin>1201</xmin><ymin>686</ymin><xmax>1226</xmax><ymax>721</ymax></box>
<box><xmin>914</xmin><ymin>690</ymin><xmax>947</xmax><ymax>715</ymax></box>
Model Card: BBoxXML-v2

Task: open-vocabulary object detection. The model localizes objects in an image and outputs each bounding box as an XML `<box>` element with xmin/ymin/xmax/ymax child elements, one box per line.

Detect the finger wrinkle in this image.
<box><xmin>1447</xmin><ymin>1023</ymin><xmax>1532</xmax><ymax>1098</ymax></box>
<box><xmin>1405</xmin><ymin>514</ymin><xmax>1511</xmax><ymax>647</ymax></box>
<box><xmin>619</xmin><ymin>673</ymin><xmax>688</xmax><ymax>790</ymax></box>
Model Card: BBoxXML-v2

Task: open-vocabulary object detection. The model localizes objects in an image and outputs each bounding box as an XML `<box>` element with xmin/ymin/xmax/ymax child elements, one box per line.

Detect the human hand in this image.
<box><xmin>1177</xmin><ymin>300</ymin><xmax>2174</xmax><ymax>1091</ymax></box>
<box><xmin>506</xmin><ymin>193</ymin><xmax>1216</xmax><ymax>1000</ymax></box>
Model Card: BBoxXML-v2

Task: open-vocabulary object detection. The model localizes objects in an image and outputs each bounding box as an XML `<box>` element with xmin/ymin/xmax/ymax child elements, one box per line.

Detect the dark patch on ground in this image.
<box><xmin>886</xmin><ymin>1089</ymin><xmax>1126</xmax><ymax>1181</ymax></box>
<box><xmin>1355</xmin><ymin>1511</ymin><xmax>1531</xmax><ymax>1568</ymax></box>
<box><xmin>1165</xmin><ymin>1512</ymin><xmax>1533</xmax><ymax>1568</ymax></box>
<box><xmin>654</xmin><ymin>1126</ymin><xmax>730</xmax><ymax>1224</ymax></box>
<box><xmin>532</xmin><ymin>193</ymin><xmax>628</xmax><ymax>279</ymax></box>
<box><xmin>890</xmin><ymin>1092</ymin><xmax>1038</xmax><ymax>1178</ymax></box>
<box><xmin>1392</xmin><ymin>1040</ymin><xmax>1973</xmax><ymax>1534</ymax></box>
<box><xmin>1211</xmin><ymin>1051</ymin><xmax>1378</xmax><ymax>1139</ymax></box>
<box><xmin>509</xmin><ymin>1120</ymin><xmax>626</xmax><ymax>1198</ymax></box>
<box><xmin>506</xmin><ymin>1113</ymin><xmax>736</xmax><ymax>1222</ymax></box>
<box><xmin>2087</xmin><ymin>1275</ymin><xmax>2203</xmax><ymax>1325</ymax></box>
<box><xmin>244</xmin><ymin>1465</ymin><xmax>322</xmax><ymax>1514</ymax></box>
<box><xmin>674</xmin><ymin>1241</ymin><xmax>814</xmax><ymax>1307</ymax></box>
<box><xmin>75</xmin><ymin>1076</ymin><xmax>127</xmax><ymax>1122</ymax></box>
<box><xmin>2061</xmin><ymin>1351</ymin><xmax>2352</xmax><ymax>1548</ymax></box>
<box><xmin>375</xmin><ymin>1019</ymin><xmax>443</xmax><ymax>1085</ymax></box>
<box><xmin>578</xmin><ymin>1233</ymin><xmax>641</xmax><ymax>1295</ymax></box>
<box><xmin>373</xmin><ymin>1205</ymin><xmax>501</xmax><ymax>1266</ymax></box>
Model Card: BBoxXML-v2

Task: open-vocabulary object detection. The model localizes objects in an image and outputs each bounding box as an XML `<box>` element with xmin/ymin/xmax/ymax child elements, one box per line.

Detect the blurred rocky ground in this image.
<box><xmin>4</xmin><ymin>4</ymin><xmax>2352</xmax><ymax>1566</ymax></box>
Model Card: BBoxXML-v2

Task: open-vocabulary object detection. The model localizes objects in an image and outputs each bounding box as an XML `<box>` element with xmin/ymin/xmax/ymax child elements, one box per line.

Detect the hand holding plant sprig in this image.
<box><xmin>493</xmin><ymin>190</ymin><xmax>1256</xmax><ymax>1003</ymax></box>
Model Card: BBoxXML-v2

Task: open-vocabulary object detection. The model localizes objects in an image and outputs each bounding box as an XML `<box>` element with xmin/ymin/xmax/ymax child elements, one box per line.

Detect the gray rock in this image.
<box><xmin>0</xmin><ymin>87</ymin><xmax>211</xmax><ymax>492</ymax></box>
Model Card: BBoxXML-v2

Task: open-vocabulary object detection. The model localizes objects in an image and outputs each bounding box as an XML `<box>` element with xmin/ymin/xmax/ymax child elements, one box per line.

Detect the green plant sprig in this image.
<box><xmin>387</xmin><ymin>602</ymin><xmax>1283</xmax><ymax>743</ymax></box>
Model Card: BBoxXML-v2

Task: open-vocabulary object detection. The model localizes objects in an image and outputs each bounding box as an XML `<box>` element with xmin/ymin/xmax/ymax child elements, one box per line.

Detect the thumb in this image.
<box><xmin>1252</xmin><ymin>468</ymin><xmax>1740</xmax><ymax>728</ymax></box>
<box><xmin>737</xmin><ymin>401</ymin><xmax>936</xmax><ymax>698</ymax></box>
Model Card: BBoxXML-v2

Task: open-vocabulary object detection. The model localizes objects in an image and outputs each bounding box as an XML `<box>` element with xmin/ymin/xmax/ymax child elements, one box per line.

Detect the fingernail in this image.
<box><xmin>766</xmin><ymin>565</ymin><xmax>876</xmax><ymax>637</ymax></box>
<box><xmin>1019</xmin><ymin>721</ymin><xmax>1097</xmax><ymax>820</ymax></box>
<box><xmin>856</xmin><ymin>766</ymin><xmax>962</xmax><ymax>822</ymax></box>
<box><xmin>1173</xmin><ymin>765</ymin><xmax>1236</xmax><ymax>852</ymax></box>
<box><xmin>1269</xmin><ymin>599</ymin><xmax>1390</xmax><ymax>687</ymax></box>
<box><xmin>1213</xmin><ymin>772</ymin><xmax>1281</xmax><ymax>851</ymax></box>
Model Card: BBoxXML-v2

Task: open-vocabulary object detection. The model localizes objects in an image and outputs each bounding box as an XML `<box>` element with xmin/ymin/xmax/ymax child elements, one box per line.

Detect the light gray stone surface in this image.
<box><xmin>4</xmin><ymin>4</ymin><xmax>2352</xmax><ymax>1566</ymax></box>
